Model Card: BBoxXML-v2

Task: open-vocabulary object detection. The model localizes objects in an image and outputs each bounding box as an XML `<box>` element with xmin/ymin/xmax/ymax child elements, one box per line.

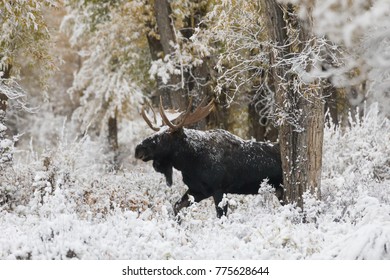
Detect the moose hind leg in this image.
<box><xmin>275</xmin><ymin>185</ymin><xmax>284</xmax><ymax>205</ymax></box>
<box><xmin>213</xmin><ymin>191</ymin><xmax>228</xmax><ymax>218</ymax></box>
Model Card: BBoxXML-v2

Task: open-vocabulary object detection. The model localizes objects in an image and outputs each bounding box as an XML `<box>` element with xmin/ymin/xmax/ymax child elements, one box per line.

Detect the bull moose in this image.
<box><xmin>135</xmin><ymin>97</ymin><xmax>283</xmax><ymax>218</ymax></box>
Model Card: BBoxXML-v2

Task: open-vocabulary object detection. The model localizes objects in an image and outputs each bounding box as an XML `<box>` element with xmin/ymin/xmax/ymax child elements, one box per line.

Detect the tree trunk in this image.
<box><xmin>279</xmin><ymin>87</ymin><xmax>324</xmax><ymax>208</ymax></box>
<box><xmin>147</xmin><ymin>0</ymin><xmax>215</xmax><ymax>129</ymax></box>
<box><xmin>0</xmin><ymin>92</ymin><xmax>7</xmax><ymax>112</ymax></box>
<box><xmin>0</xmin><ymin>64</ymin><xmax>13</xmax><ymax>168</ymax></box>
<box><xmin>324</xmin><ymin>85</ymin><xmax>348</xmax><ymax>126</ymax></box>
<box><xmin>181</xmin><ymin>2</ymin><xmax>213</xmax><ymax>130</ymax></box>
<box><xmin>148</xmin><ymin>0</ymin><xmax>188</xmax><ymax>110</ymax></box>
<box><xmin>154</xmin><ymin>0</ymin><xmax>176</xmax><ymax>57</ymax></box>
<box><xmin>262</xmin><ymin>0</ymin><xmax>323</xmax><ymax>209</ymax></box>
<box><xmin>108</xmin><ymin>110</ymin><xmax>119</xmax><ymax>171</ymax></box>
<box><xmin>0</xmin><ymin>64</ymin><xmax>12</xmax><ymax>112</ymax></box>
<box><xmin>146</xmin><ymin>33</ymin><xmax>172</xmax><ymax>107</ymax></box>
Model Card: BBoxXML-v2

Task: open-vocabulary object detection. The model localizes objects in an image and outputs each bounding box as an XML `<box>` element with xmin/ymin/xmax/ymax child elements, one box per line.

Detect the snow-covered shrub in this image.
<box><xmin>318</xmin><ymin>103</ymin><xmax>390</xmax><ymax>259</ymax></box>
<box><xmin>322</xmin><ymin>103</ymin><xmax>390</xmax><ymax>215</ymax></box>
<box><xmin>302</xmin><ymin>191</ymin><xmax>324</xmax><ymax>223</ymax></box>
<box><xmin>0</xmin><ymin>111</ymin><xmax>13</xmax><ymax>166</ymax></box>
<box><xmin>0</xmin><ymin>110</ymin><xmax>17</xmax><ymax>211</ymax></box>
<box><xmin>257</xmin><ymin>179</ymin><xmax>280</xmax><ymax>209</ymax></box>
<box><xmin>1</xmin><ymin>106</ymin><xmax>390</xmax><ymax>260</ymax></box>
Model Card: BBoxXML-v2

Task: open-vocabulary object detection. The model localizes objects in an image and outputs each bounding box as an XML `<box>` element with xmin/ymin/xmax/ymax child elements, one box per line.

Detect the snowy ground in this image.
<box><xmin>1</xmin><ymin>104</ymin><xmax>390</xmax><ymax>260</ymax></box>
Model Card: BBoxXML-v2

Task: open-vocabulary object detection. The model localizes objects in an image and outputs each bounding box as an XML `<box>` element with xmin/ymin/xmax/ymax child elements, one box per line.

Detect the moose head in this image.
<box><xmin>134</xmin><ymin>96</ymin><xmax>214</xmax><ymax>186</ymax></box>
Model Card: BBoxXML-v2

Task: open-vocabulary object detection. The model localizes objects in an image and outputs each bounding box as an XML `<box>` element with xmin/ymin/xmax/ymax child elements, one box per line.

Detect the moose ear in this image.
<box><xmin>153</xmin><ymin>160</ymin><xmax>173</xmax><ymax>187</ymax></box>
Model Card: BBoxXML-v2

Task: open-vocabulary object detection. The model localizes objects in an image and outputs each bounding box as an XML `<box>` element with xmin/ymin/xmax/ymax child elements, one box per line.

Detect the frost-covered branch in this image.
<box><xmin>279</xmin><ymin>0</ymin><xmax>390</xmax><ymax>116</ymax></box>
<box><xmin>0</xmin><ymin>0</ymin><xmax>59</xmax><ymax>85</ymax></box>
<box><xmin>146</xmin><ymin>0</ymin><xmax>212</xmax><ymax>102</ymax></box>
<box><xmin>192</xmin><ymin>0</ymin><xmax>275</xmax><ymax>125</ymax></box>
<box><xmin>0</xmin><ymin>79</ymin><xmax>35</xmax><ymax>113</ymax></box>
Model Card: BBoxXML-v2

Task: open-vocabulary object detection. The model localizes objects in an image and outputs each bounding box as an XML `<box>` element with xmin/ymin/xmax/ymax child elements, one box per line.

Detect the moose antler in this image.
<box><xmin>159</xmin><ymin>96</ymin><xmax>193</xmax><ymax>131</ymax></box>
<box><xmin>180</xmin><ymin>97</ymin><xmax>215</xmax><ymax>126</ymax></box>
<box><xmin>141</xmin><ymin>96</ymin><xmax>215</xmax><ymax>132</ymax></box>
<box><xmin>141</xmin><ymin>101</ymin><xmax>160</xmax><ymax>131</ymax></box>
<box><xmin>159</xmin><ymin>96</ymin><xmax>214</xmax><ymax>131</ymax></box>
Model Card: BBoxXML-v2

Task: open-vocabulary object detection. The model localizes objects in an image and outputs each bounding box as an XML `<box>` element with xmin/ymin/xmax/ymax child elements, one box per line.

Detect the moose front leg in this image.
<box><xmin>173</xmin><ymin>190</ymin><xmax>208</xmax><ymax>216</ymax></box>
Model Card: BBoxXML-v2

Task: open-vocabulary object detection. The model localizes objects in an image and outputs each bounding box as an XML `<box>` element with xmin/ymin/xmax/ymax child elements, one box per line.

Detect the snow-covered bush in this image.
<box><xmin>317</xmin><ymin>103</ymin><xmax>390</xmax><ymax>259</ymax></box>
<box><xmin>0</xmin><ymin>112</ymin><xmax>13</xmax><ymax>166</ymax></box>
<box><xmin>0</xmin><ymin>109</ymin><xmax>17</xmax><ymax>211</ymax></box>
<box><xmin>322</xmin><ymin>103</ymin><xmax>390</xmax><ymax>216</ymax></box>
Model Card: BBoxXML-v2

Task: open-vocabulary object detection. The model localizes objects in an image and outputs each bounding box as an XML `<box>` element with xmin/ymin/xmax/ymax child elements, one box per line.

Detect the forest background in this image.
<box><xmin>1</xmin><ymin>0</ymin><xmax>390</xmax><ymax>259</ymax></box>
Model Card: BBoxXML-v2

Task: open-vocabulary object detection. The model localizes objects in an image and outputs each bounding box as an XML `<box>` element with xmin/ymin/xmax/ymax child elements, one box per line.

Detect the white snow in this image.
<box><xmin>2</xmin><ymin>0</ymin><xmax>390</xmax><ymax>261</ymax></box>
<box><xmin>0</xmin><ymin>123</ymin><xmax>7</xmax><ymax>132</ymax></box>
<box><xmin>1</xmin><ymin>104</ymin><xmax>390</xmax><ymax>260</ymax></box>
<box><xmin>0</xmin><ymin>139</ymin><xmax>13</xmax><ymax>149</ymax></box>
